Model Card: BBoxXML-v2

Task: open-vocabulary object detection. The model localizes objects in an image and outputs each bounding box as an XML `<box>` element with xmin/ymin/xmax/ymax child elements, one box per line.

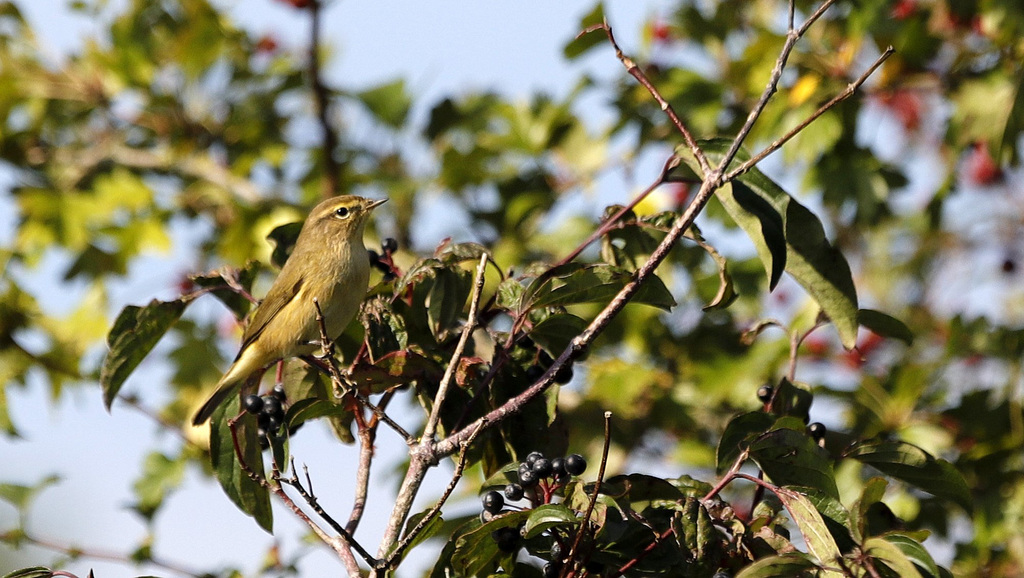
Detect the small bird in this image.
<box><xmin>192</xmin><ymin>195</ymin><xmax>387</xmax><ymax>425</ymax></box>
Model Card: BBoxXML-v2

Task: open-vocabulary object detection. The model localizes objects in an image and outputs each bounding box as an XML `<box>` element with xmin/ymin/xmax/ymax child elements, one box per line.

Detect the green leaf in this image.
<box><xmin>563</xmin><ymin>3</ymin><xmax>606</xmax><ymax>59</ymax></box>
<box><xmin>101</xmin><ymin>298</ymin><xmax>189</xmax><ymax>410</ymax></box>
<box><xmin>864</xmin><ymin>536</ymin><xmax>923</xmax><ymax>578</ymax></box>
<box><xmin>734</xmin><ymin>553</ymin><xmax>819</xmax><ymax>578</ymax></box>
<box><xmin>0</xmin><ymin>475</ymin><xmax>60</xmax><ymax>513</ymax></box>
<box><xmin>209</xmin><ymin>398</ymin><xmax>273</xmax><ymax>533</ymax></box>
<box><xmin>361</xmin><ymin>297</ymin><xmax>409</xmax><ymax>360</ymax></box>
<box><xmin>749</xmin><ymin>424</ymin><xmax>839</xmax><ymax>499</ymax></box>
<box><xmin>522</xmin><ymin>503</ymin><xmax>578</xmax><ymax>538</ymax></box>
<box><xmin>451</xmin><ymin>510</ymin><xmax>530</xmax><ymax>576</ymax></box>
<box><xmin>679</xmin><ymin>140</ymin><xmax>859</xmax><ymax>347</ymax></box>
<box><xmin>190</xmin><ymin>261</ymin><xmax>260</xmax><ymax>320</ymax></box>
<box><xmin>717</xmin><ymin>411</ymin><xmax>774</xmax><ymax>473</ymax></box>
<box><xmin>427</xmin><ymin>267</ymin><xmax>471</xmax><ymax>337</ymax></box>
<box><xmin>846</xmin><ymin>440</ymin><xmax>972</xmax><ymax>513</ymax></box>
<box><xmin>495</xmin><ymin>278</ymin><xmax>525</xmax><ymax>311</ymax></box>
<box><xmin>2</xmin><ymin>568</ymin><xmax>56</xmax><ymax>578</ymax></box>
<box><xmin>687</xmin><ymin>228</ymin><xmax>737</xmax><ymax>310</ymax></box>
<box><xmin>397</xmin><ymin>508</ymin><xmax>445</xmax><ymax>559</ymax></box>
<box><xmin>266</xmin><ymin>221</ymin><xmax>303</xmax><ymax>269</ymax></box>
<box><xmin>132</xmin><ymin>451</ymin><xmax>186</xmax><ymax>520</ymax></box>
<box><xmin>774</xmin><ymin>486</ymin><xmax>842</xmax><ymax>572</ymax></box>
<box><xmin>883</xmin><ymin>533</ymin><xmax>941</xmax><ymax>578</ymax></box>
<box><xmin>717</xmin><ymin>180</ymin><xmax>787</xmax><ymax>290</ymax></box>
<box><xmin>522</xmin><ymin>263</ymin><xmax>675</xmax><ymax>313</ymax></box>
<box><xmin>356</xmin><ymin>78</ymin><xmax>412</xmax><ymax>128</ymax></box>
<box><xmin>858</xmin><ymin>309</ymin><xmax>914</xmax><ymax>345</ymax></box>
<box><xmin>528</xmin><ymin>313</ymin><xmax>586</xmax><ymax>356</ymax></box>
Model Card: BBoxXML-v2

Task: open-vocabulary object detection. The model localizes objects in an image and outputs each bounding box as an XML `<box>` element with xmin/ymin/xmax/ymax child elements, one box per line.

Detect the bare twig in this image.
<box><xmin>275</xmin><ymin>459</ymin><xmax>379</xmax><ymax>570</ymax></box>
<box><xmin>310</xmin><ymin>298</ymin><xmax>414</xmax><ymax>442</ymax></box>
<box><xmin>17</xmin><ymin>531</ymin><xmax>205</xmax><ymax>578</ymax></box>
<box><xmin>376</xmin><ymin>254</ymin><xmax>490</xmax><ymax>561</ymax></box>
<box><xmin>383</xmin><ymin>420</ymin><xmax>487</xmax><ymax>569</ymax></box>
<box><xmin>719</xmin><ymin>0</ymin><xmax>840</xmax><ymax>174</ymax></box>
<box><xmin>423</xmin><ymin>253</ymin><xmax>489</xmax><ymax>441</ymax></box>
<box><xmin>226</xmin><ymin>417</ymin><xmax>365</xmax><ymax>573</ymax></box>
<box><xmin>567</xmin><ymin>411</ymin><xmax>613</xmax><ymax>574</ymax></box>
<box><xmin>586</xmin><ymin>22</ymin><xmax>710</xmax><ymax>175</ymax></box>
<box><xmin>347</xmin><ymin>422</ymin><xmax>376</xmax><ymax>534</ymax></box>
<box><xmin>726</xmin><ymin>46</ymin><xmax>895</xmax><ymax>181</ymax></box>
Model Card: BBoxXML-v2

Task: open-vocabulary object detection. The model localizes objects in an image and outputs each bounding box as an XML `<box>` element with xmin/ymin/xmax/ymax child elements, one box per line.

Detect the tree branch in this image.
<box><xmin>307</xmin><ymin>0</ymin><xmax>341</xmax><ymax>198</ymax></box>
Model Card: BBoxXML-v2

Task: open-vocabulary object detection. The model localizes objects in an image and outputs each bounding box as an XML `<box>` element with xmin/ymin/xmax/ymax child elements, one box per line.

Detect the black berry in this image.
<box><xmin>482</xmin><ymin>490</ymin><xmax>504</xmax><ymax>514</ymax></box>
<box><xmin>543</xmin><ymin>562</ymin><xmax>561</xmax><ymax>578</ymax></box>
<box><xmin>532</xmin><ymin>458</ymin><xmax>553</xmax><ymax>478</ymax></box>
<box><xmin>271</xmin><ymin>384</ymin><xmax>287</xmax><ymax>401</ymax></box>
<box><xmin>550</xmin><ymin>457</ymin><xmax>567</xmax><ymax>478</ymax></box>
<box><xmin>382</xmin><ymin>237</ymin><xmax>398</xmax><ymax>254</ymax></box>
<box><xmin>243</xmin><ymin>394</ymin><xmax>264</xmax><ymax>415</ymax></box>
<box><xmin>367</xmin><ymin>249</ymin><xmax>380</xmax><ymax>265</ymax></box>
<box><xmin>491</xmin><ymin>527</ymin><xmax>519</xmax><ymax>552</ymax></box>
<box><xmin>266</xmin><ymin>414</ymin><xmax>283</xmax><ymax>433</ymax></box>
<box><xmin>257</xmin><ymin>427</ymin><xmax>269</xmax><ymax>449</ymax></box>
<box><xmin>504</xmin><ymin>483</ymin><xmax>524</xmax><ymax>501</ymax></box>
<box><xmin>525</xmin><ymin>364</ymin><xmax>545</xmax><ymax>382</ymax></box>
<box><xmin>262</xmin><ymin>396</ymin><xmax>283</xmax><ymax>418</ymax></box>
<box><xmin>553</xmin><ymin>363</ymin><xmax>573</xmax><ymax>384</ymax></box>
<box><xmin>757</xmin><ymin>385</ymin><xmax>774</xmax><ymax>403</ymax></box>
<box><xmin>525</xmin><ymin>451</ymin><xmax>544</xmax><ymax>465</ymax></box>
<box><xmin>565</xmin><ymin>454</ymin><xmax>587</xmax><ymax>476</ymax></box>
<box><xmin>808</xmin><ymin>422</ymin><xmax>827</xmax><ymax>441</ymax></box>
<box><xmin>519</xmin><ymin>469</ymin><xmax>539</xmax><ymax>488</ymax></box>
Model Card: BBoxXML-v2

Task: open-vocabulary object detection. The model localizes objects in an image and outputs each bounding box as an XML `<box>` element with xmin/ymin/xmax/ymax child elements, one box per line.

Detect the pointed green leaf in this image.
<box><xmin>717</xmin><ymin>411</ymin><xmax>774</xmax><ymax>473</ymax></box>
<box><xmin>774</xmin><ymin>487</ymin><xmax>842</xmax><ymax>572</ymax></box>
<box><xmin>734</xmin><ymin>553</ymin><xmax>819</xmax><ymax>578</ymax></box>
<box><xmin>0</xmin><ymin>475</ymin><xmax>60</xmax><ymax>513</ymax></box>
<box><xmin>864</xmin><ymin>536</ymin><xmax>923</xmax><ymax>578</ymax></box>
<box><xmin>2</xmin><ymin>568</ymin><xmax>57</xmax><ymax>578</ymax></box>
<box><xmin>522</xmin><ymin>503</ymin><xmax>578</xmax><ymax>538</ymax></box>
<box><xmin>846</xmin><ymin>439</ymin><xmax>971</xmax><ymax>512</ymax></box>
<box><xmin>523</xmin><ymin>263</ymin><xmax>675</xmax><ymax>313</ymax></box>
<box><xmin>209</xmin><ymin>398</ymin><xmax>273</xmax><ymax>533</ymax></box>
<box><xmin>679</xmin><ymin>140</ymin><xmax>859</xmax><ymax>347</ymax></box>
<box><xmin>101</xmin><ymin>298</ymin><xmax>189</xmax><ymax>410</ymax></box>
<box><xmin>717</xmin><ymin>180</ymin><xmax>787</xmax><ymax>290</ymax></box>
<box><xmin>563</xmin><ymin>3</ymin><xmax>606</xmax><ymax>59</ymax></box>
<box><xmin>858</xmin><ymin>309</ymin><xmax>914</xmax><ymax>345</ymax></box>
<box><xmin>883</xmin><ymin>533</ymin><xmax>941</xmax><ymax>578</ymax></box>
<box><xmin>750</xmin><ymin>425</ymin><xmax>839</xmax><ymax>499</ymax></box>
<box><xmin>356</xmin><ymin>78</ymin><xmax>412</xmax><ymax>128</ymax></box>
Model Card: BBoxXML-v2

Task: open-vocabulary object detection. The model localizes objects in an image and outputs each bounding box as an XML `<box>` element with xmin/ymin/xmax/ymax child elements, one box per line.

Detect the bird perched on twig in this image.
<box><xmin>192</xmin><ymin>195</ymin><xmax>387</xmax><ymax>425</ymax></box>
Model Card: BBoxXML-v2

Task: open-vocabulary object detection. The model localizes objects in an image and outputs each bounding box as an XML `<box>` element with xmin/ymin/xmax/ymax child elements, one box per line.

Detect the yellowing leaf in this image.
<box><xmin>789</xmin><ymin>74</ymin><xmax>821</xmax><ymax>107</ymax></box>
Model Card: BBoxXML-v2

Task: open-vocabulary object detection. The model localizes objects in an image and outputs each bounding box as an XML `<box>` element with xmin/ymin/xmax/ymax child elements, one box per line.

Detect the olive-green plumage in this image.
<box><xmin>192</xmin><ymin>195</ymin><xmax>386</xmax><ymax>425</ymax></box>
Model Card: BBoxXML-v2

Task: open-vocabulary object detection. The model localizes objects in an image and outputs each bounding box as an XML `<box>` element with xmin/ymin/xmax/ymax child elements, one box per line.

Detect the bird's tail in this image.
<box><xmin>191</xmin><ymin>378</ymin><xmax>240</xmax><ymax>425</ymax></box>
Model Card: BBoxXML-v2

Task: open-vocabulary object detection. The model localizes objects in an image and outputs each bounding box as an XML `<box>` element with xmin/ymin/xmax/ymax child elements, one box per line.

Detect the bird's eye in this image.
<box><xmin>334</xmin><ymin>206</ymin><xmax>350</xmax><ymax>218</ymax></box>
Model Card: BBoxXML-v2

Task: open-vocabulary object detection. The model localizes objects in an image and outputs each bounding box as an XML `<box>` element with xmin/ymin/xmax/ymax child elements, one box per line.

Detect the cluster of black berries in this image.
<box><xmin>367</xmin><ymin>237</ymin><xmax>399</xmax><ymax>282</ymax></box>
<box><xmin>242</xmin><ymin>384</ymin><xmax>292</xmax><ymax>449</ymax></box>
<box><xmin>480</xmin><ymin>451</ymin><xmax>588</xmax><ymax>572</ymax></box>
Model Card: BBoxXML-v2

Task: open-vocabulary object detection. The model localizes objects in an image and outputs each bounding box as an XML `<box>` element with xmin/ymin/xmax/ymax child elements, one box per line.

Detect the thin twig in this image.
<box><xmin>375</xmin><ymin>254</ymin><xmax>489</xmax><ymax>562</ymax></box>
<box><xmin>276</xmin><ymin>459</ymin><xmax>379</xmax><ymax>570</ymax></box>
<box><xmin>702</xmin><ymin>448</ymin><xmax>750</xmax><ymax>503</ymax></box>
<box><xmin>567</xmin><ymin>411</ymin><xmax>613</xmax><ymax>574</ymax></box>
<box><xmin>423</xmin><ymin>253</ymin><xmax>489</xmax><ymax>441</ymax></box>
<box><xmin>226</xmin><ymin>417</ymin><xmax>365</xmax><ymax>572</ymax></box>
<box><xmin>383</xmin><ymin>420</ymin><xmax>488</xmax><ymax>569</ymax></box>
<box><xmin>719</xmin><ymin>0</ymin><xmax>840</xmax><ymax>175</ymax></box>
<box><xmin>726</xmin><ymin>46</ymin><xmax>895</xmax><ymax>181</ymax></box>
<box><xmin>587</xmin><ymin>22</ymin><xmax>710</xmax><ymax>175</ymax></box>
<box><xmin>18</xmin><ymin>531</ymin><xmax>205</xmax><ymax>578</ymax></box>
<box><xmin>310</xmin><ymin>298</ymin><xmax>414</xmax><ymax>442</ymax></box>
<box><xmin>347</xmin><ymin>422</ymin><xmax>376</xmax><ymax>534</ymax></box>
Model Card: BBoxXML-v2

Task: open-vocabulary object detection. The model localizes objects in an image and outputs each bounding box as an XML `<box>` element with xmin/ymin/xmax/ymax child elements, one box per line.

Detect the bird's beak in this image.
<box><xmin>366</xmin><ymin>198</ymin><xmax>388</xmax><ymax>210</ymax></box>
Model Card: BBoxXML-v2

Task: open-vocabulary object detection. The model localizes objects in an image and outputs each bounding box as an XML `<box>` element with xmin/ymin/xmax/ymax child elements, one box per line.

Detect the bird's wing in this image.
<box><xmin>235</xmin><ymin>276</ymin><xmax>304</xmax><ymax>358</ymax></box>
